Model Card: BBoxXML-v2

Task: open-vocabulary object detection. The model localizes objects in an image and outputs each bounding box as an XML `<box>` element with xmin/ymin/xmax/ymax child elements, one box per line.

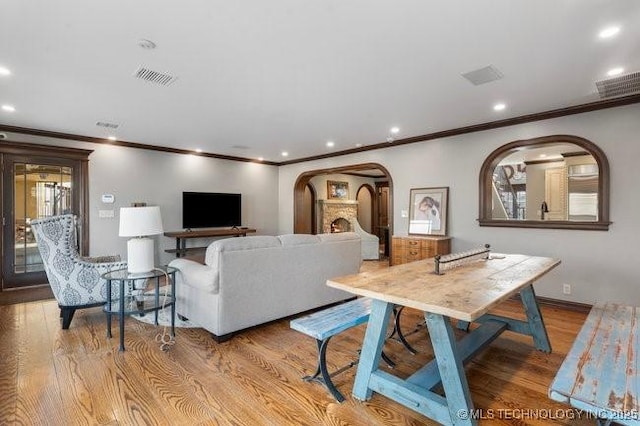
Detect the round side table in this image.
<box><xmin>102</xmin><ymin>266</ymin><xmax>177</xmax><ymax>351</ymax></box>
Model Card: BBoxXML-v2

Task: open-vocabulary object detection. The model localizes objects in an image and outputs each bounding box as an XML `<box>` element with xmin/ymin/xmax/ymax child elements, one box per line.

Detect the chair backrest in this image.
<box><xmin>30</xmin><ymin>214</ymin><xmax>79</xmax><ymax>300</ymax></box>
<box><xmin>31</xmin><ymin>214</ymin><xmax>79</xmax><ymax>259</ymax></box>
<box><xmin>31</xmin><ymin>214</ymin><xmax>128</xmax><ymax>309</ymax></box>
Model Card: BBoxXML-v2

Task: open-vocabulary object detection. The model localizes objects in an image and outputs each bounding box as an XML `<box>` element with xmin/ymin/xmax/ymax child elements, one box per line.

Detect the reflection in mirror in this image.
<box><xmin>493</xmin><ymin>145</ymin><xmax>597</xmax><ymax>221</ymax></box>
<box><xmin>479</xmin><ymin>135</ymin><xmax>610</xmax><ymax>231</ymax></box>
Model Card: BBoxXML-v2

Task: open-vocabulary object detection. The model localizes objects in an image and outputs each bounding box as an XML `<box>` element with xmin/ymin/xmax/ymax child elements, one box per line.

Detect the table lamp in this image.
<box><xmin>119</xmin><ymin>206</ymin><xmax>164</xmax><ymax>274</ymax></box>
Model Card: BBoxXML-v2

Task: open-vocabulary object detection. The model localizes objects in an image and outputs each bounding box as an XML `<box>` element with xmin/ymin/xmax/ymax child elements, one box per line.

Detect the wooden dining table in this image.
<box><xmin>327</xmin><ymin>253</ymin><xmax>560</xmax><ymax>426</ymax></box>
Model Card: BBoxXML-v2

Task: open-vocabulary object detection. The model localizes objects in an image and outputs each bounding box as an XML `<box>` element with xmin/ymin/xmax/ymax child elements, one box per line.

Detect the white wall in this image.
<box><xmin>87</xmin><ymin>145</ymin><xmax>279</xmax><ymax>266</ymax></box>
<box><xmin>278</xmin><ymin>103</ymin><xmax>640</xmax><ymax>305</ymax></box>
<box><xmin>7</xmin><ymin>134</ymin><xmax>280</xmax><ymax>266</ymax></box>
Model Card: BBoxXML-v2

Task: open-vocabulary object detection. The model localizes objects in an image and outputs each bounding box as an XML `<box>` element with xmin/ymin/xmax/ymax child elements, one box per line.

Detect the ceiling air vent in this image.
<box><xmin>133</xmin><ymin>66</ymin><xmax>178</xmax><ymax>86</ymax></box>
<box><xmin>96</xmin><ymin>121</ymin><xmax>119</xmax><ymax>129</ymax></box>
<box><xmin>595</xmin><ymin>71</ymin><xmax>640</xmax><ymax>98</ymax></box>
<box><xmin>461</xmin><ymin>65</ymin><xmax>504</xmax><ymax>86</ymax></box>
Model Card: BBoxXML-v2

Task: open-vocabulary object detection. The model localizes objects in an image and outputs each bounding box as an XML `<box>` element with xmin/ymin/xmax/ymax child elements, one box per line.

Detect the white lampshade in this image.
<box><xmin>119</xmin><ymin>206</ymin><xmax>163</xmax><ymax>274</ymax></box>
<box><xmin>119</xmin><ymin>206</ymin><xmax>163</xmax><ymax>237</ymax></box>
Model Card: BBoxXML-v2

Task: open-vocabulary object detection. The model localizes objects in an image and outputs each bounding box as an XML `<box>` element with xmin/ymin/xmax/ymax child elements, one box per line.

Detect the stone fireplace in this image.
<box><xmin>331</xmin><ymin>217</ymin><xmax>351</xmax><ymax>233</ymax></box>
<box><xmin>318</xmin><ymin>200</ymin><xmax>358</xmax><ymax>234</ymax></box>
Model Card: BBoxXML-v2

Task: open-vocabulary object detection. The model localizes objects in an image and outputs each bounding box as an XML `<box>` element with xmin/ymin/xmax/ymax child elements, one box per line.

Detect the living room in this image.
<box><xmin>5</xmin><ymin>103</ymin><xmax>637</xmax><ymax>305</ymax></box>
<box><xmin>2</xmin><ymin>1</ymin><xmax>640</xmax><ymax>424</ymax></box>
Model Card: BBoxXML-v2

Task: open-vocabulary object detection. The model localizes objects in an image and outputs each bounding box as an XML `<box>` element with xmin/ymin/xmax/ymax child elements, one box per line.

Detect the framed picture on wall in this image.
<box><xmin>327</xmin><ymin>180</ymin><xmax>349</xmax><ymax>199</ymax></box>
<box><xmin>408</xmin><ymin>187</ymin><xmax>449</xmax><ymax>236</ymax></box>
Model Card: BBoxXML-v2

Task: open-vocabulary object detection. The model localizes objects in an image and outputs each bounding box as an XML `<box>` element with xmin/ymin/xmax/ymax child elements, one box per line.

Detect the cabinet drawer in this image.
<box><xmin>405</xmin><ymin>239</ymin><xmax>423</xmax><ymax>249</ymax></box>
<box><xmin>406</xmin><ymin>250</ymin><xmax>422</xmax><ymax>261</ymax></box>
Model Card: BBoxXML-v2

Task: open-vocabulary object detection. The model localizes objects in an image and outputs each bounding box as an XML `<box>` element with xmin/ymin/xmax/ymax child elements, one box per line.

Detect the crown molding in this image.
<box><xmin>2</xmin><ymin>93</ymin><xmax>639</xmax><ymax>166</ymax></box>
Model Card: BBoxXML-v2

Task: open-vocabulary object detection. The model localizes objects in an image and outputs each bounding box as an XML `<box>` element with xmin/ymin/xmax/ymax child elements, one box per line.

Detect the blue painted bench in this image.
<box><xmin>549</xmin><ymin>302</ymin><xmax>640</xmax><ymax>426</ymax></box>
<box><xmin>290</xmin><ymin>297</ymin><xmax>396</xmax><ymax>402</ymax></box>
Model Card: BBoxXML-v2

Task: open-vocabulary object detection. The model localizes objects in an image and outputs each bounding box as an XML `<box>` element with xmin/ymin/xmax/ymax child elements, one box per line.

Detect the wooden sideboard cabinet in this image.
<box><xmin>391</xmin><ymin>236</ymin><xmax>451</xmax><ymax>266</ymax></box>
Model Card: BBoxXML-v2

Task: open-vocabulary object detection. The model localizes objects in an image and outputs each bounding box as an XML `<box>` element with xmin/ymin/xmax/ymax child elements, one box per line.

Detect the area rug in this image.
<box><xmin>130</xmin><ymin>287</ymin><xmax>199</xmax><ymax>328</ymax></box>
<box><xmin>130</xmin><ymin>307</ymin><xmax>199</xmax><ymax>328</ymax></box>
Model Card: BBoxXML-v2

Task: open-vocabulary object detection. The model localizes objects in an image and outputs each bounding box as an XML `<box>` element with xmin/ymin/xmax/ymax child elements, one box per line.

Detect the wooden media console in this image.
<box><xmin>164</xmin><ymin>228</ymin><xmax>256</xmax><ymax>257</ymax></box>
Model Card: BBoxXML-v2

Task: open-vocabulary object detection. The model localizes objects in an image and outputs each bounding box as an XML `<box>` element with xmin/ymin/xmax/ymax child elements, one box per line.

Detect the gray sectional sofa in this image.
<box><xmin>168</xmin><ymin>232</ymin><xmax>362</xmax><ymax>341</ymax></box>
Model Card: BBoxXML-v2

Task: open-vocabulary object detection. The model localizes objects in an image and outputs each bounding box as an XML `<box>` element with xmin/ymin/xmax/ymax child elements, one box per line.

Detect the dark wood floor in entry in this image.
<box><xmin>0</xmin><ymin>261</ymin><xmax>592</xmax><ymax>425</ymax></box>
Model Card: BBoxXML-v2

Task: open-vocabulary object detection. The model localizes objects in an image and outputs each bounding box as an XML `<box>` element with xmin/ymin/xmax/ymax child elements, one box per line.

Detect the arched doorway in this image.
<box><xmin>356</xmin><ymin>184</ymin><xmax>375</xmax><ymax>234</ymax></box>
<box><xmin>299</xmin><ymin>183</ymin><xmax>317</xmax><ymax>234</ymax></box>
<box><xmin>293</xmin><ymin>162</ymin><xmax>393</xmax><ymax>258</ymax></box>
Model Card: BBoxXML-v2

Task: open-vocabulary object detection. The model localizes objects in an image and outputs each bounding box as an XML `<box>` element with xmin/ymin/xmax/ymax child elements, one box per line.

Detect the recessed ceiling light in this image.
<box><xmin>607</xmin><ymin>67</ymin><xmax>624</xmax><ymax>77</ymax></box>
<box><xmin>281</xmin><ymin>151</ymin><xmax>289</xmax><ymax>157</ymax></box>
<box><xmin>195</xmin><ymin>148</ymin><xmax>203</xmax><ymax>153</ymax></box>
<box><xmin>599</xmin><ymin>26</ymin><xmax>620</xmax><ymax>39</ymax></box>
<box><xmin>138</xmin><ymin>39</ymin><xmax>157</xmax><ymax>49</ymax></box>
<box><xmin>107</xmin><ymin>136</ymin><xmax>117</xmax><ymax>141</ymax></box>
<box><xmin>539</xmin><ymin>154</ymin><xmax>547</xmax><ymax>158</ymax></box>
<box><xmin>390</xmin><ymin>127</ymin><xmax>400</xmax><ymax>134</ymax></box>
<box><xmin>257</xmin><ymin>157</ymin><xmax>264</xmax><ymax>162</ymax></box>
<box><xmin>493</xmin><ymin>103</ymin><xmax>506</xmax><ymax>111</ymax></box>
<box><xmin>0</xmin><ymin>66</ymin><xmax>10</xmax><ymax>76</ymax></box>
<box><xmin>2</xmin><ymin>105</ymin><xmax>16</xmax><ymax>112</ymax></box>
<box><xmin>355</xmin><ymin>143</ymin><xmax>363</xmax><ymax>148</ymax></box>
<box><xmin>326</xmin><ymin>141</ymin><xmax>335</xmax><ymax>148</ymax></box>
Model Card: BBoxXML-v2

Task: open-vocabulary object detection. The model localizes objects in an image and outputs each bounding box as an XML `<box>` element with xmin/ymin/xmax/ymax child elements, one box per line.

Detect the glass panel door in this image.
<box><xmin>13</xmin><ymin>164</ymin><xmax>73</xmax><ymax>275</ymax></box>
<box><xmin>3</xmin><ymin>156</ymin><xmax>78</xmax><ymax>289</ymax></box>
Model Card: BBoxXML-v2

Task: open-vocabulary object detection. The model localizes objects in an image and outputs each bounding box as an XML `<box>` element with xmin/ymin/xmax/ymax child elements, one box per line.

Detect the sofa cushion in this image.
<box><xmin>205</xmin><ymin>235</ymin><xmax>281</xmax><ymax>266</ymax></box>
<box><xmin>317</xmin><ymin>231</ymin><xmax>360</xmax><ymax>243</ymax></box>
<box><xmin>278</xmin><ymin>234</ymin><xmax>321</xmax><ymax>247</ymax></box>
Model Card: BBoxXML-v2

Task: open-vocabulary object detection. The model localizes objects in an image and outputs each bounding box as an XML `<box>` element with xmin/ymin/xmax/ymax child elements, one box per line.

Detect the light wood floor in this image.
<box><xmin>0</xmin><ymin>261</ymin><xmax>592</xmax><ymax>425</ymax></box>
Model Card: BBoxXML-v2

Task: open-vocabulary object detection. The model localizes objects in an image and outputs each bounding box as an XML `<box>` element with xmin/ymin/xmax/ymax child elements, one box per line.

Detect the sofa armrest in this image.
<box><xmin>169</xmin><ymin>258</ymin><xmax>219</xmax><ymax>294</ymax></box>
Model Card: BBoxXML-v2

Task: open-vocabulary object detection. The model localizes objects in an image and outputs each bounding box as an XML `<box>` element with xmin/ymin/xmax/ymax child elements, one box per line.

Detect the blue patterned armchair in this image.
<box><xmin>30</xmin><ymin>214</ymin><xmax>127</xmax><ymax>329</ymax></box>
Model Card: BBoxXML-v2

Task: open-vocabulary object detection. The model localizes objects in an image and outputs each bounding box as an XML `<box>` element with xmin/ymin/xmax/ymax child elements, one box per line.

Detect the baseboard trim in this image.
<box><xmin>536</xmin><ymin>296</ymin><xmax>592</xmax><ymax>314</ymax></box>
<box><xmin>0</xmin><ymin>285</ymin><xmax>54</xmax><ymax>305</ymax></box>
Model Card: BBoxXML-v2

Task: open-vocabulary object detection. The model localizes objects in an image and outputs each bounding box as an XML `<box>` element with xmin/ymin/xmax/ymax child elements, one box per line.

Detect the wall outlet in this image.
<box><xmin>562</xmin><ymin>283</ymin><xmax>571</xmax><ymax>295</ymax></box>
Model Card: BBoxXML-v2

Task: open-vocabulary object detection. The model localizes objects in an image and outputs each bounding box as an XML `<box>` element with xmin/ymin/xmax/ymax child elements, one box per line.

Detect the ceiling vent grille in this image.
<box><xmin>596</xmin><ymin>71</ymin><xmax>640</xmax><ymax>99</ymax></box>
<box><xmin>96</xmin><ymin>121</ymin><xmax>119</xmax><ymax>129</ymax></box>
<box><xmin>133</xmin><ymin>66</ymin><xmax>178</xmax><ymax>86</ymax></box>
<box><xmin>461</xmin><ymin>65</ymin><xmax>504</xmax><ymax>86</ymax></box>
<box><xmin>595</xmin><ymin>71</ymin><xmax>640</xmax><ymax>98</ymax></box>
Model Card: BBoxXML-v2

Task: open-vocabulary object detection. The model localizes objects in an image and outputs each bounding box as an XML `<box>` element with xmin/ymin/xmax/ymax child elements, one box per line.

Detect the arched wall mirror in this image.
<box><xmin>478</xmin><ymin>135</ymin><xmax>611</xmax><ymax>230</ymax></box>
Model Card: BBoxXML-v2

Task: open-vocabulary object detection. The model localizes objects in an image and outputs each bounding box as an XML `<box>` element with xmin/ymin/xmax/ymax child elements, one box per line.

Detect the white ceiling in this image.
<box><xmin>498</xmin><ymin>143</ymin><xmax>586</xmax><ymax>165</ymax></box>
<box><xmin>1</xmin><ymin>1</ymin><xmax>639</xmax><ymax>162</ymax></box>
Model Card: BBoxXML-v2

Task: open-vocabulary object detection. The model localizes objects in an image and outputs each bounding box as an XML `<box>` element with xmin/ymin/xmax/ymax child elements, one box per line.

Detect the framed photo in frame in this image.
<box><xmin>408</xmin><ymin>187</ymin><xmax>449</xmax><ymax>236</ymax></box>
<box><xmin>327</xmin><ymin>180</ymin><xmax>349</xmax><ymax>200</ymax></box>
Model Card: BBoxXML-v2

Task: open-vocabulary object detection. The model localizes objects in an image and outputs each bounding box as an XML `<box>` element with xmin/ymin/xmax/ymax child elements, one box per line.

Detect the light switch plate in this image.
<box><xmin>99</xmin><ymin>210</ymin><xmax>114</xmax><ymax>218</ymax></box>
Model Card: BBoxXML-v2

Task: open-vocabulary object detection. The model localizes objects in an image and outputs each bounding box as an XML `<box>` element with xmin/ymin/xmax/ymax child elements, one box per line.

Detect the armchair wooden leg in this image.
<box><xmin>60</xmin><ymin>307</ymin><xmax>76</xmax><ymax>329</ymax></box>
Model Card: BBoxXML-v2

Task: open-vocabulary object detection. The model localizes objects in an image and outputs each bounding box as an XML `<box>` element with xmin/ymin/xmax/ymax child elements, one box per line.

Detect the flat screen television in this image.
<box><xmin>182</xmin><ymin>192</ymin><xmax>241</xmax><ymax>229</ymax></box>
